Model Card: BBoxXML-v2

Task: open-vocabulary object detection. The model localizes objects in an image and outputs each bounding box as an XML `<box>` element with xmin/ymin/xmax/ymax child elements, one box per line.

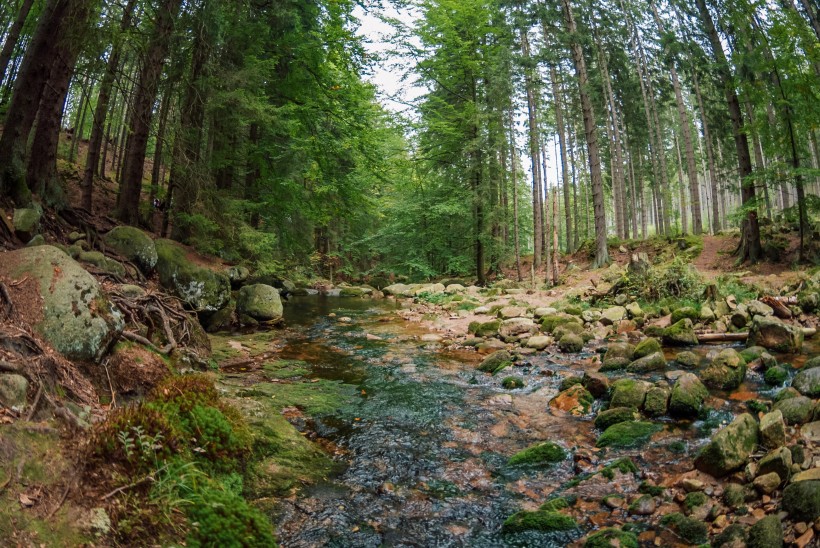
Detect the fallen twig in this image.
<box><xmin>25</xmin><ymin>384</ymin><xmax>42</xmax><ymax>421</ymax></box>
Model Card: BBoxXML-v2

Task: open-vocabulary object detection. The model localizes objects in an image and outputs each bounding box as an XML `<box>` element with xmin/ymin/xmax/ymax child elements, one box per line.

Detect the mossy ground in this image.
<box><xmin>508</xmin><ymin>441</ymin><xmax>567</xmax><ymax>466</ymax></box>
<box><xmin>595</xmin><ymin>421</ymin><xmax>662</xmax><ymax>449</ymax></box>
<box><xmin>502</xmin><ymin>509</ymin><xmax>577</xmax><ymax>533</ymax></box>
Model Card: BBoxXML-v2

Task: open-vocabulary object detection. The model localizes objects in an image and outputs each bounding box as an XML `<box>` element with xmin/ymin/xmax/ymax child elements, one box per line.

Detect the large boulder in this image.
<box><xmin>792</xmin><ymin>367</ymin><xmax>820</xmax><ymax>398</ymax></box>
<box><xmin>498</xmin><ymin>318</ymin><xmax>537</xmax><ymax>339</ymax></box>
<box><xmin>747</xmin><ymin>316</ymin><xmax>803</xmax><ymax>353</ymax></box>
<box><xmin>600</xmin><ymin>306</ymin><xmax>626</xmax><ymax>326</ymax></box>
<box><xmin>662</xmin><ymin>319</ymin><xmax>699</xmax><ymax>346</ymax></box>
<box><xmin>602</xmin><ymin>342</ymin><xmax>635</xmax><ymax>371</ymax></box>
<box><xmin>669</xmin><ymin>373</ymin><xmax>708</xmax><ymax>418</ymax></box>
<box><xmin>627</xmin><ymin>352</ymin><xmax>666</xmax><ymax>373</ymax></box>
<box><xmin>783</xmin><ymin>481</ymin><xmax>820</xmax><ymax>522</ymax></box>
<box><xmin>103</xmin><ymin>226</ymin><xmax>158</xmax><ymax>273</ymax></box>
<box><xmin>701</xmin><ymin>348</ymin><xmax>747</xmax><ymax>391</ymax></box>
<box><xmin>12</xmin><ymin>207</ymin><xmax>41</xmax><ymax>240</ymax></box>
<box><xmin>0</xmin><ymin>246</ymin><xmax>123</xmax><ymax>362</ymax></box>
<box><xmin>155</xmin><ymin>239</ymin><xmax>230</xmax><ymax>313</ymax></box>
<box><xmin>694</xmin><ymin>413</ymin><xmax>759</xmax><ymax>477</ymax></box>
<box><xmin>772</xmin><ymin>395</ymin><xmax>813</xmax><ymax>425</ymax></box>
<box><xmin>610</xmin><ymin>379</ymin><xmax>652</xmax><ymax>410</ymax></box>
<box><xmin>236</xmin><ymin>284</ymin><xmax>283</xmax><ymax>322</ymax></box>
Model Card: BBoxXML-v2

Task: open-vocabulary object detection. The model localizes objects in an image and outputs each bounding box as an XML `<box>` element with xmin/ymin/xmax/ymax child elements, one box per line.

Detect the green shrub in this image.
<box><xmin>186</xmin><ymin>488</ymin><xmax>276</xmax><ymax>547</ymax></box>
<box><xmin>508</xmin><ymin>441</ymin><xmax>567</xmax><ymax>466</ymax></box>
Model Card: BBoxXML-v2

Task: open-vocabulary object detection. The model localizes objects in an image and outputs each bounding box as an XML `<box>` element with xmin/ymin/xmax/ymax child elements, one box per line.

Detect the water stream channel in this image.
<box><xmin>212</xmin><ymin>295</ymin><xmax>798</xmax><ymax>547</ymax></box>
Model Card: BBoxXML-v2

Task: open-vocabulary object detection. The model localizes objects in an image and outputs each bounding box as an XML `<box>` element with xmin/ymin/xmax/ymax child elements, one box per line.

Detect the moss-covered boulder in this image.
<box><xmin>0</xmin><ymin>246</ymin><xmax>123</xmax><ymax>362</ymax></box>
<box><xmin>601</xmin><ymin>342</ymin><xmax>635</xmax><ymax>371</ymax></box>
<box><xmin>669</xmin><ymin>373</ymin><xmax>708</xmax><ymax>418</ymax></box>
<box><xmin>540</xmin><ymin>313</ymin><xmax>582</xmax><ymax>334</ymax></box>
<box><xmin>747</xmin><ymin>316</ymin><xmax>804</xmax><ymax>353</ymax></box>
<box><xmin>694</xmin><ymin>413</ymin><xmax>759</xmax><ymax>477</ymax></box>
<box><xmin>227</xmin><ymin>265</ymin><xmax>250</xmax><ymax>288</ymax></box>
<box><xmin>468</xmin><ymin>319</ymin><xmax>501</xmax><ymax>337</ymax></box>
<box><xmin>764</xmin><ymin>365</ymin><xmax>789</xmax><ymax>386</ymax></box>
<box><xmin>672</xmin><ymin>350</ymin><xmax>701</xmax><ymax>368</ymax></box>
<box><xmin>236</xmin><ymin>284</ymin><xmax>283</xmax><ymax>322</ymax></box>
<box><xmin>759</xmin><ymin>410</ymin><xmax>786</xmax><ymax>449</ymax></box>
<box><xmin>584</xmin><ymin>528</ymin><xmax>638</xmax><ymax>548</ymax></box>
<box><xmin>478</xmin><ymin>350</ymin><xmax>512</xmax><ymax>373</ymax></box>
<box><xmin>558</xmin><ymin>333</ymin><xmax>584</xmax><ymax>353</ymax></box>
<box><xmin>596</xmin><ymin>421</ymin><xmax>661</xmax><ymax>449</ymax></box>
<box><xmin>792</xmin><ymin>367</ymin><xmax>820</xmax><ymax>398</ymax></box>
<box><xmin>77</xmin><ymin>250</ymin><xmax>126</xmax><ymax>277</ymax></box>
<box><xmin>508</xmin><ymin>441</ymin><xmax>566</xmax><ymax>466</ymax></box>
<box><xmin>499</xmin><ymin>318</ymin><xmax>537</xmax><ymax>339</ymax></box>
<box><xmin>549</xmin><ymin>384</ymin><xmax>594</xmax><ymax>415</ymax></box>
<box><xmin>747</xmin><ymin>514</ymin><xmax>783</xmax><ymax>548</ymax></box>
<box><xmin>595</xmin><ymin>407</ymin><xmax>639</xmax><ymax>431</ymax></box>
<box><xmin>782</xmin><ymin>480</ymin><xmax>820</xmax><ymax>522</ymax></box>
<box><xmin>772</xmin><ymin>395</ymin><xmax>813</xmax><ymax>425</ymax></box>
<box><xmin>660</xmin><ymin>513</ymin><xmax>707</xmax><ymax>544</ymax></box>
<box><xmin>155</xmin><ymin>239</ymin><xmax>230</xmax><ymax>313</ymax></box>
<box><xmin>643</xmin><ymin>385</ymin><xmax>670</xmax><ymax>417</ymax></box>
<box><xmin>610</xmin><ymin>378</ymin><xmax>651</xmax><ymax>409</ymax></box>
<box><xmin>627</xmin><ymin>351</ymin><xmax>666</xmax><ymax>373</ymax></box>
<box><xmin>12</xmin><ymin>207</ymin><xmax>41</xmax><ymax>240</ymax></box>
<box><xmin>502</xmin><ymin>509</ymin><xmax>576</xmax><ymax>533</ymax></box>
<box><xmin>103</xmin><ymin>226</ymin><xmax>157</xmax><ymax>273</ymax></box>
<box><xmin>633</xmin><ymin>337</ymin><xmax>662</xmax><ymax>359</ymax></box>
<box><xmin>662</xmin><ymin>318</ymin><xmax>698</xmax><ymax>346</ymax></box>
<box><xmin>600</xmin><ymin>306</ymin><xmax>626</xmax><ymax>325</ymax></box>
<box><xmin>203</xmin><ymin>300</ymin><xmax>236</xmax><ymax>333</ymax></box>
<box><xmin>671</xmin><ymin>306</ymin><xmax>699</xmax><ymax>324</ymax></box>
<box><xmin>757</xmin><ymin>446</ymin><xmax>792</xmax><ymax>481</ymax></box>
<box><xmin>702</xmin><ymin>348</ymin><xmax>747</xmax><ymax>391</ymax></box>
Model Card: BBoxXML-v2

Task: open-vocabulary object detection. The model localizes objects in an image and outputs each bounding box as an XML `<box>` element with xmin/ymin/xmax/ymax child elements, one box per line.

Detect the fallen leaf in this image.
<box><xmin>19</xmin><ymin>493</ymin><xmax>34</xmax><ymax>507</ymax></box>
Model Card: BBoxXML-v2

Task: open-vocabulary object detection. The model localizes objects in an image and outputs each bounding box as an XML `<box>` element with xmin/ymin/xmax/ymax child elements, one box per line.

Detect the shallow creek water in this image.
<box><xmin>215</xmin><ymin>296</ymin><xmax>808</xmax><ymax>547</ymax></box>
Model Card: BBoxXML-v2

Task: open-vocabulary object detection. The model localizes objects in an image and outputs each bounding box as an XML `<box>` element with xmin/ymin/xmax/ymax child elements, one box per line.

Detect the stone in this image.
<box><xmin>792</xmin><ymin>367</ymin><xmax>820</xmax><ymax>398</ymax></box>
<box><xmin>700</xmin><ymin>305</ymin><xmax>716</xmax><ymax>321</ymax></box>
<box><xmin>791</xmin><ymin>468</ymin><xmax>820</xmax><ymax>483</ymax></box>
<box><xmin>625</xmin><ymin>301</ymin><xmax>644</xmax><ymax>319</ymax></box>
<box><xmin>673</xmin><ymin>351</ymin><xmax>701</xmax><ymax>368</ymax></box>
<box><xmin>468</xmin><ymin>319</ymin><xmax>501</xmax><ymax>337</ymax></box>
<box><xmin>633</xmin><ymin>337</ymin><xmax>661</xmax><ymax>359</ymax></box>
<box><xmin>594</xmin><ymin>406</ymin><xmax>638</xmax><ymax>431</ymax></box>
<box><xmin>540</xmin><ymin>313</ymin><xmax>582</xmax><ymax>333</ymax></box>
<box><xmin>0</xmin><ymin>374</ymin><xmax>28</xmax><ymax>411</ymax></box>
<box><xmin>764</xmin><ymin>365</ymin><xmax>789</xmax><ymax>386</ymax></box>
<box><xmin>382</xmin><ymin>283</ymin><xmax>413</xmax><ymax>297</ymax></box>
<box><xmin>236</xmin><ymin>284</ymin><xmax>284</xmax><ymax>322</ymax></box>
<box><xmin>558</xmin><ymin>333</ymin><xmax>584</xmax><ymax>353</ymax></box>
<box><xmin>478</xmin><ymin>350</ymin><xmax>512</xmax><ymax>373</ymax></box>
<box><xmin>477</xmin><ymin>339</ymin><xmax>506</xmax><ymax>352</ymax></box>
<box><xmin>671</xmin><ymin>306</ymin><xmax>699</xmax><ymax>324</ymax></box>
<box><xmin>525</xmin><ymin>335</ymin><xmax>551</xmax><ymax>350</ymax></box>
<box><xmin>601</xmin><ymin>342</ymin><xmax>635</xmax><ymax>371</ymax></box>
<box><xmin>582</xmin><ymin>371</ymin><xmax>610</xmax><ymax>398</ymax></box>
<box><xmin>694</xmin><ymin>413</ymin><xmax>759</xmax><ymax>477</ymax></box>
<box><xmin>643</xmin><ymin>385</ymin><xmax>670</xmax><ymax>417</ymax></box>
<box><xmin>581</xmin><ymin>309</ymin><xmax>601</xmax><ymax>323</ymax></box>
<box><xmin>103</xmin><ymin>226</ymin><xmax>158</xmax><ymax>273</ymax></box>
<box><xmin>499</xmin><ymin>306</ymin><xmax>526</xmax><ymax>319</ymax></box>
<box><xmin>12</xmin><ymin>207</ymin><xmax>41</xmax><ymax>240</ymax></box>
<box><xmin>753</xmin><ymin>471</ymin><xmax>781</xmax><ymax>495</ymax></box>
<box><xmin>783</xmin><ymin>481</ymin><xmax>820</xmax><ymax>522</ymax></box>
<box><xmin>118</xmin><ymin>284</ymin><xmax>146</xmax><ymax>299</ymax></box>
<box><xmin>26</xmin><ymin>234</ymin><xmax>45</xmax><ymax>247</ymax></box>
<box><xmin>77</xmin><ymin>250</ymin><xmax>126</xmax><ymax>277</ymax></box>
<box><xmin>748</xmin><ymin>300</ymin><xmax>775</xmax><ymax>317</ymax></box>
<box><xmin>662</xmin><ymin>318</ymin><xmax>699</xmax><ymax>346</ymax></box>
<box><xmin>627</xmin><ymin>351</ymin><xmax>666</xmax><ymax>373</ymax></box>
<box><xmin>800</xmin><ymin>422</ymin><xmax>820</xmax><ymax>443</ymax></box>
<box><xmin>628</xmin><ymin>494</ymin><xmax>656</xmax><ymax>515</ymax></box>
<box><xmin>747</xmin><ymin>514</ymin><xmax>783</xmax><ymax>548</ymax></box>
<box><xmin>227</xmin><ymin>265</ymin><xmax>250</xmax><ymax>288</ymax></box>
<box><xmin>669</xmin><ymin>372</ymin><xmax>709</xmax><ymax>419</ymax></box>
<box><xmin>203</xmin><ymin>300</ymin><xmax>236</xmax><ymax>333</ymax></box>
<box><xmin>549</xmin><ymin>384</ymin><xmax>593</xmax><ymax>416</ymax></box>
<box><xmin>702</xmin><ymin>348</ymin><xmax>747</xmax><ymax>391</ymax></box>
<box><xmin>596</xmin><ymin>421</ymin><xmax>662</xmax><ymax>449</ymax></box>
<box><xmin>747</xmin><ymin>316</ymin><xmax>804</xmax><ymax>353</ymax></box>
<box><xmin>155</xmin><ymin>239</ymin><xmax>231</xmax><ymax>313</ymax></box>
<box><xmin>553</xmin><ymin>322</ymin><xmax>585</xmax><ymax>340</ymax></box>
<box><xmin>445</xmin><ymin>284</ymin><xmax>465</xmax><ymax>294</ymax></box>
<box><xmin>610</xmin><ymin>379</ymin><xmax>651</xmax><ymax>410</ymax></box>
<box><xmin>731</xmin><ymin>309</ymin><xmax>750</xmax><ymax>328</ymax></box>
<box><xmin>773</xmin><ymin>396</ymin><xmax>813</xmax><ymax>425</ymax></box>
<box><xmin>498</xmin><ymin>318</ymin><xmax>537</xmax><ymax>339</ymax></box>
<box><xmin>0</xmin><ymin>246</ymin><xmax>123</xmax><ymax>362</ymax></box>
<box><xmin>760</xmin><ymin>410</ymin><xmax>787</xmax><ymax>449</ymax></box>
<box><xmin>339</xmin><ymin>286</ymin><xmax>370</xmax><ymax>297</ymax></box>
<box><xmin>601</xmin><ymin>306</ymin><xmax>627</xmax><ymax>325</ymax></box>
<box><xmin>758</xmin><ymin>447</ymin><xmax>791</xmax><ymax>482</ymax></box>
<box><xmin>533</xmin><ymin>307</ymin><xmax>558</xmax><ymax>318</ymax></box>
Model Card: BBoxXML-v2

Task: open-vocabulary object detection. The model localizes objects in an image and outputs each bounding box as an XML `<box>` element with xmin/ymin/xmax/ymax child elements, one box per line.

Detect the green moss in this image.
<box><xmin>186</xmin><ymin>488</ymin><xmax>276</xmax><ymax>547</ymax></box>
<box><xmin>713</xmin><ymin>524</ymin><xmax>748</xmax><ymax>548</ymax></box>
<box><xmin>764</xmin><ymin>365</ymin><xmax>788</xmax><ymax>386</ymax></box>
<box><xmin>508</xmin><ymin>441</ymin><xmax>567</xmax><ymax>466</ymax></box>
<box><xmin>782</xmin><ymin>480</ymin><xmax>820</xmax><ymax>522</ymax></box>
<box><xmin>639</xmin><ymin>481</ymin><xmax>665</xmax><ymax>497</ymax></box>
<box><xmin>747</xmin><ymin>514</ymin><xmax>783</xmax><ymax>548</ymax></box>
<box><xmin>540</xmin><ymin>314</ymin><xmax>582</xmax><ymax>333</ymax></box>
<box><xmin>584</xmin><ymin>528</ymin><xmax>638</xmax><ymax>548</ymax></box>
<box><xmin>502</xmin><ymin>510</ymin><xmax>577</xmax><ymax>533</ymax></box>
<box><xmin>600</xmin><ymin>457</ymin><xmax>640</xmax><ymax>480</ymax></box>
<box><xmin>262</xmin><ymin>360</ymin><xmax>311</xmax><ymax>379</ymax></box>
<box><xmin>659</xmin><ymin>512</ymin><xmax>708</xmax><ymax>544</ymax></box>
<box><xmin>236</xmin><ymin>379</ymin><xmax>357</xmax><ymax>417</ymax></box>
<box><xmin>468</xmin><ymin>319</ymin><xmax>501</xmax><ymax>337</ymax></box>
<box><xmin>683</xmin><ymin>491</ymin><xmax>708</xmax><ymax>511</ymax></box>
<box><xmin>501</xmin><ymin>377</ymin><xmax>525</xmax><ymax>389</ymax></box>
<box><xmin>594</xmin><ymin>407</ymin><xmax>638</xmax><ymax>431</ymax></box>
<box><xmin>633</xmin><ymin>337</ymin><xmax>662</xmax><ymax>359</ymax></box>
<box><xmin>539</xmin><ymin>497</ymin><xmax>571</xmax><ymax>512</ymax></box>
<box><xmin>596</xmin><ymin>421</ymin><xmax>662</xmax><ymax>449</ymax></box>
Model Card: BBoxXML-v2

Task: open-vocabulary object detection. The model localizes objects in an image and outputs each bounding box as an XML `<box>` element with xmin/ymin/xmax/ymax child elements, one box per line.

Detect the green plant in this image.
<box><xmin>185</xmin><ymin>488</ymin><xmax>276</xmax><ymax>547</ymax></box>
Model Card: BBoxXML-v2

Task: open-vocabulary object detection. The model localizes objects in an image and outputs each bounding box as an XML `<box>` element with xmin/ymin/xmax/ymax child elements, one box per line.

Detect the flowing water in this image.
<box><xmin>216</xmin><ymin>295</ymin><xmax>801</xmax><ymax>547</ymax></box>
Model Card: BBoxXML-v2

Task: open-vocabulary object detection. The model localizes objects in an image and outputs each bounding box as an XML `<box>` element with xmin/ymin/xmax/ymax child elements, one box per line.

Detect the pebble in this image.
<box><xmin>795</xmin><ymin>529</ymin><xmax>814</xmax><ymax>548</ymax></box>
<box><xmin>681</xmin><ymin>478</ymin><xmax>704</xmax><ymax>492</ymax></box>
<box><xmin>795</xmin><ymin>522</ymin><xmax>809</xmax><ymax>535</ymax></box>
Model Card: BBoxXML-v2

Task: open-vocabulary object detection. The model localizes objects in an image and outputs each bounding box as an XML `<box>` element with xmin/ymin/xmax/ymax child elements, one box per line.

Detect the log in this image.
<box><xmin>760</xmin><ymin>296</ymin><xmax>793</xmax><ymax>319</ymax></box>
<box><xmin>696</xmin><ymin>327</ymin><xmax>816</xmax><ymax>344</ymax></box>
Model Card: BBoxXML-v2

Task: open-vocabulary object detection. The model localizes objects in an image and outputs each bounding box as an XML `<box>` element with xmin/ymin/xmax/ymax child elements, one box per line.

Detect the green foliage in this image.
<box><xmin>624</xmin><ymin>257</ymin><xmax>705</xmax><ymax>302</ymax></box>
<box><xmin>502</xmin><ymin>509</ymin><xmax>577</xmax><ymax>533</ymax></box>
<box><xmin>186</xmin><ymin>488</ymin><xmax>276</xmax><ymax>548</ymax></box>
<box><xmin>659</xmin><ymin>512</ymin><xmax>708</xmax><ymax>544</ymax></box>
<box><xmin>508</xmin><ymin>441</ymin><xmax>566</xmax><ymax>466</ymax></box>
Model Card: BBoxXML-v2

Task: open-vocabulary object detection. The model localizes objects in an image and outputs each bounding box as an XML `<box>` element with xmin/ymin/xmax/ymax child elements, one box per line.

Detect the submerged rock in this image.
<box><xmin>694</xmin><ymin>413</ymin><xmax>759</xmax><ymax>477</ymax></box>
<box><xmin>0</xmin><ymin>246</ymin><xmax>123</xmax><ymax>362</ymax></box>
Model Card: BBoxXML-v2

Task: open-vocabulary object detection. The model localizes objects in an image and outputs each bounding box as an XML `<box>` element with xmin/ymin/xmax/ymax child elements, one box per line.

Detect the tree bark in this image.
<box><xmin>116</xmin><ymin>0</ymin><xmax>184</xmax><ymax>225</ymax></box>
<box><xmin>692</xmin><ymin>70</ymin><xmax>721</xmax><ymax>234</ymax></box>
<box><xmin>0</xmin><ymin>0</ymin><xmax>35</xmax><ymax>87</ymax></box>
<box><xmin>520</xmin><ymin>28</ymin><xmax>543</xmax><ymax>268</ymax></box>
<box><xmin>550</xmin><ymin>64</ymin><xmax>573</xmax><ymax>253</ymax></box>
<box><xmin>561</xmin><ymin>0</ymin><xmax>608</xmax><ymax>267</ymax></box>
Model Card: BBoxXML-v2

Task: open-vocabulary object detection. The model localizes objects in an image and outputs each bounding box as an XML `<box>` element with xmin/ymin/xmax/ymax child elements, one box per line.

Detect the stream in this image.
<box><xmin>216</xmin><ymin>295</ymin><xmax>798</xmax><ymax>547</ymax></box>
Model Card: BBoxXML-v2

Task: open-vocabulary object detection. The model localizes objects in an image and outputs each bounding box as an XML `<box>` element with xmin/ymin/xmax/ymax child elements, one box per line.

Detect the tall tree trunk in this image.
<box><xmin>150</xmin><ymin>84</ymin><xmax>173</xmax><ymax>207</ymax></box>
<box><xmin>561</xmin><ymin>0</ymin><xmax>608</xmax><ymax>267</ymax></box>
<box><xmin>695</xmin><ymin>0</ymin><xmax>760</xmax><ymax>262</ymax></box>
<box><xmin>116</xmin><ymin>0</ymin><xmax>184</xmax><ymax>225</ymax></box>
<box><xmin>0</xmin><ymin>0</ymin><xmax>70</xmax><ymax>205</ymax></box>
<box><xmin>82</xmin><ymin>0</ymin><xmax>137</xmax><ymax>212</ymax></box>
<box><xmin>674</xmin><ymin>133</ymin><xmax>688</xmax><ymax>233</ymax></box>
<box><xmin>0</xmin><ymin>0</ymin><xmax>35</xmax><ymax>87</ymax></box>
<box><xmin>509</xmin><ymin>116</ymin><xmax>522</xmax><ymax>281</ymax></box>
<box><xmin>520</xmin><ymin>28</ymin><xmax>543</xmax><ymax>268</ymax></box>
<box><xmin>551</xmin><ymin>64</ymin><xmax>573</xmax><ymax>253</ymax></box>
<box><xmin>692</xmin><ymin>70</ymin><xmax>721</xmax><ymax>234</ymax></box>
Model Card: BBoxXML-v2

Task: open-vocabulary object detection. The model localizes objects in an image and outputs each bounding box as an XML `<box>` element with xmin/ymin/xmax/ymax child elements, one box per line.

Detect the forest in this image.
<box><xmin>0</xmin><ymin>0</ymin><xmax>819</xmax><ymax>546</ymax></box>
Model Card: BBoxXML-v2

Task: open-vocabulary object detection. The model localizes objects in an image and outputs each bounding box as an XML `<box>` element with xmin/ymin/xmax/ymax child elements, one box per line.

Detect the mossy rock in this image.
<box><xmin>694</xmin><ymin>413</ymin><xmax>759</xmax><ymax>477</ymax></box>
<box><xmin>502</xmin><ymin>510</ymin><xmax>576</xmax><ymax>533</ymax></box>
<box><xmin>782</xmin><ymin>480</ymin><xmax>820</xmax><ymax>522</ymax></box>
<box><xmin>772</xmin><ymin>395</ymin><xmax>813</xmax><ymax>425</ymax></box>
<box><xmin>468</xmin><ymin>319</ymin><xmax>501</xmax><ymax>337</ymax></box>
<box><xmin>659</xmin><ymin>512</ymin><xmax>708</xmax><ymax>544</ymax></box>
<box><xmin>764</xmin><ymin>365</ymin><xmax>789</xmax><ymax>386</ymax></box>
<box><xmin>643</xmin><ymin>386</ymin><xmax>669</xmax><ymax>417</ymax></box>
<box><xmin>103</xmin><ymin>226</ymin><xmax>158</xmax><ymax>273</ymax></box>
<box><xmin>626</xmin><ymin>352</ymin><xmax>666</xmax><ymax>373</ymax></box>
<box><xmin>558</xmin><ymin>333</ymin><xmax>584</xmax><ymax>353</ymax></box>
<box><xmin>583</xmin><ymin>528</ymin><xmax>638</xmax><ymax>548</ymax></box>
<box><xmin>791</xmin><ymin>367</ymin><xmax>820</xmax><ymax>397</ymax></box>
<box><xmin>155</xmin><ymin>239</ymin><xmax>230</xmax><ymax>313</ymax></box>
<box><xmin>662</xmin><ymin>318</ymin><xmax>698</xmax><ymax>346</ymax></box>
<box><xmin>540</xmin><ymin>313</ymin><xmax>582</xmax><ymax>334</ymax></box>
<box><xmin>740</xmin><ymin>346</ymin><xmax>766</xmax><ymax>363</ymax></box>
<box><xmin>601</xmin><ymin>342</ymin><xmax>634</xmax><ymax>371</ymax></box>
<box><xmin>594</xmin><ymin>407</ymin><xmax>638</xmax><ymax>431</ymax></box>
<box><xmin>668</xmin><ymin>373</ymin><xmax>708</xmax><ymax>418</ymax></box>
<box><xmin>702</xmin><ymin>348</ymin><xmax>747</xmax><ymax>390</ymax></box>
<box><xmin>478</xmin><ymin>350</ymin><xmax>512</xmax><ymax>373</ymax></box>
<box><xmin>670</xmin><ymin>306</ymin><xmax>698</xmax><ymax>324</ymax></box>
<box><xmin>748</xmin><ymin>316</ymin><xmax>804</xmax><ymax>353</ymax></box>
<box><xmin>553</xmin><ymin>321</ymin><xmax>585</xmax><ymax>340</ymax></box>
<box><xmin>633</xmin><ymin>337</ymin><xmax>661</xmax><ymax>359</ymax></box>
<box><xmin>609</xmin><ymin>379</ymin><xmax>651</xmax><ymax>410</ymax></box>
<box><xmin>747</xmin><ymin>514</ymin><xmax>783</xmax><ymax>548</ymax></box>
<box><xmin>713</xmin><ymin>524</ymin><xmax>748</xmax><ymax>548</ymax></box>
<box><xmin>508</xmin><ymin>441</ymin><xmax>566</xmax><ymax>466</ymax></box>
<box><xmin>236</xmin><ymin>284</ymin><xmax>283</xmax><ymax>322</ymax></box>
<box><xmin>596</xmin><ymin>421</ymin><xmax>661</xmax><ymax>449</ymax></box>
<box><xmin>501</xmin><ymin>376</ymin><xmax>525</xmax><ymax>389</ymax></box>
<box><xmin>77</xmin><ymin>250</ymin><xmax>126</xmax><ymax>277</ymax></box>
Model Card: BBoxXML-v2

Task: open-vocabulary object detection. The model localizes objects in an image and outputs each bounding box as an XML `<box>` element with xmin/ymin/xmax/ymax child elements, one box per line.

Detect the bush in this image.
<box><xmin>624</xmin><ymin>257</ymin><xmax>704</xmax><ymax>302</ymax></box>
<box><xmin>186</xmin><ymin>488</ymin><xmax>276</xmax><ymax>547</ymax></box>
